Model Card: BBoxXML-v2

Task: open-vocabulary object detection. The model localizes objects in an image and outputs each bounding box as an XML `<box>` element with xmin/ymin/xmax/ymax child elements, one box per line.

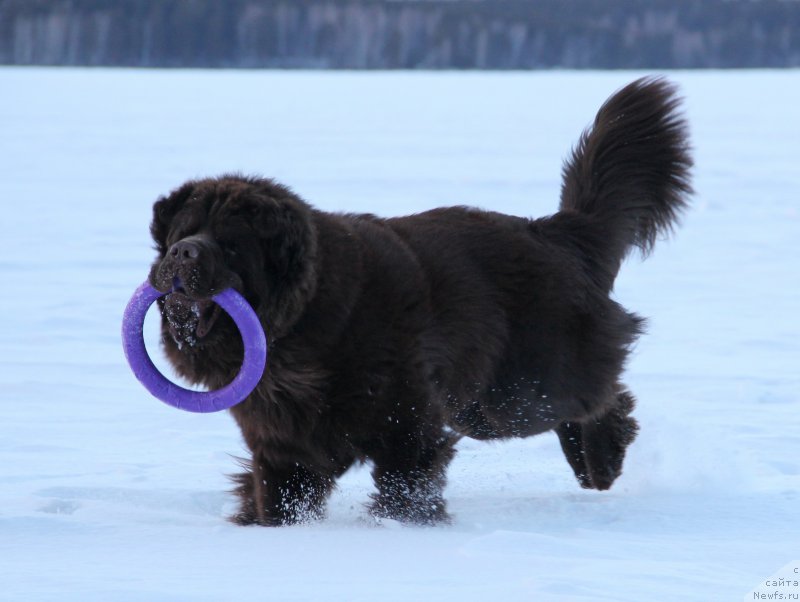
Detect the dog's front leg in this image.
<box><xmin>368</xmin><ymin>427</ymin><xmax>457</xmax><ymax>526</ymax></box>
<box><xmin>230</xmin><ymin>454</ymin><xmax>334</xmax><ymax>526</ymax></box>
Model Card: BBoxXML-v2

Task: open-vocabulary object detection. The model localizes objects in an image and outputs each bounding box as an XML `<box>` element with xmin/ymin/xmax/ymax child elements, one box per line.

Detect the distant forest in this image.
<box><xmin>2</xmin><ymin>0</ymin><xmax>799</xmax><ymax>69</ymax></box>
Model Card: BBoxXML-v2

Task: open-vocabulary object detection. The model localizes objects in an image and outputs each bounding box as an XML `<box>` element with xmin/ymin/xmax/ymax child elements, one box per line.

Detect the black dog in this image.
<box><xmin>148</xmin><ymin>77</ymin><xmax>692</xmax><ymax>526</ymax></box>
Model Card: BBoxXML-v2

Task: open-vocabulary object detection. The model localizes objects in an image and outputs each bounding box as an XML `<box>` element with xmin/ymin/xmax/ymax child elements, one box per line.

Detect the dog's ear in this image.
<box><xmin>249</xmin><ymin>185</ymin><xmax>317</xmax><ymax>286</ymax></box>
<box><xmin>247</xmin><ymin>182</ymin><xmax>318</xmax><ymax>332</ymax></box>
<box><xmin>150</xmin><ymin>182</ymin><xmax>196</xmax><ymax>255</ymax></box>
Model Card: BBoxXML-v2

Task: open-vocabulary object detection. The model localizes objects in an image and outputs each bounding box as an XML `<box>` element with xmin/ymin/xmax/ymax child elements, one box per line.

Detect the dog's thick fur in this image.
<box><xmin>148</xmin><ymin>77</ymin><xmax>692</xmax><ymax>526</ymax></box>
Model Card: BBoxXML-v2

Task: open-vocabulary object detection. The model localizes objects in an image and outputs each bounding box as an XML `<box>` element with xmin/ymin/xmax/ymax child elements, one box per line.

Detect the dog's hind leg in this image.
<box><xmin>556</xmin><ymin>388</ymin><xmax>639</xmax><ymax>490</ymax></box>
<box><xmin>555</xmin><ymin>421</ymin><xmax>594</xmax><ymax>489</ymax></box>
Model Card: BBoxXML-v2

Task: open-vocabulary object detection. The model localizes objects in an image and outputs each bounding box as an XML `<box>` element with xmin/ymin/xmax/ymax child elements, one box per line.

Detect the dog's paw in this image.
<box><xmin>368</xmin><ymin>494</ymin><xmax>451</xmax><ymax>526</ymax></box>
<box><xmin>583</xmin><ymin>410</ymin><xmax>639</xmax><ymax>490</ymax></box>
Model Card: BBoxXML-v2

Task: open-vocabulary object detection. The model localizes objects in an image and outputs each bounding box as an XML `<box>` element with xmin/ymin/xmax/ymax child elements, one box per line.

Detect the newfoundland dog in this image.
<box><xmin>148</xmin><ymin>77</ymin><xmax>692</xmax><ymax>526</ymax></box>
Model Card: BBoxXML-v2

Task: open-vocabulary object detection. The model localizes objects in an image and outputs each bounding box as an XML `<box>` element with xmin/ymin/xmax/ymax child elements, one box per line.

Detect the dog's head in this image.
<box><xmin>148</xmin><ymin>175</ymin><xmax>318</xmax><ymax>354</ymax></box>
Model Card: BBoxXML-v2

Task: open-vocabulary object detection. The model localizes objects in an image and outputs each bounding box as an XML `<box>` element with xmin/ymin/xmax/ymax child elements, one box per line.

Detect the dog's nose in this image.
<box><xmin>168</xmin><ymin>239</ymin><xmax>201</xmax><ymax>263</ymax></box>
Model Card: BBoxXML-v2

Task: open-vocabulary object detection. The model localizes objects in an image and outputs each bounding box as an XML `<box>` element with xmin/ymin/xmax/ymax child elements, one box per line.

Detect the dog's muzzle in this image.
<box><xmin>150</xmin><ymin>234</ymin><xmax>229</xmax><ymax>346</ymax></box>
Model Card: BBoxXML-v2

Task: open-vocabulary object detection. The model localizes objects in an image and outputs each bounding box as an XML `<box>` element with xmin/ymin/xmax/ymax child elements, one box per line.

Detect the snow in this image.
<box><xmin>1</xmin><ymin>68</ymin><xmax>798</xmax><ymax>601</ymax></box>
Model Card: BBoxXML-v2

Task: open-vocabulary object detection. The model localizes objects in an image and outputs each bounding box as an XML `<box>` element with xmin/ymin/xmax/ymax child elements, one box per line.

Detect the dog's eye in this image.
<box><xmin>223</xmin><ymin>246</ymin><xmax>238</xmax><ymax>260</ymax></box>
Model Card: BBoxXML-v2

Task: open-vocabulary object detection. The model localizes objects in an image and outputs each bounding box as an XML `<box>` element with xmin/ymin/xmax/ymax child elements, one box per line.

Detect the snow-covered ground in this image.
<box><xmin>1</xmin><ymin>68</ymin><xmax>798</xmax><ymax>601</ymax></box>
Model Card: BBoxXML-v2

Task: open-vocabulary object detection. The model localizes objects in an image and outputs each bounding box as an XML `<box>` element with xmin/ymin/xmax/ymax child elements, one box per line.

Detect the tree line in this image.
<box><xmin>1</xmin><ymin>0</ymin><xmax>799</xmax><ymax>69</ymax></box>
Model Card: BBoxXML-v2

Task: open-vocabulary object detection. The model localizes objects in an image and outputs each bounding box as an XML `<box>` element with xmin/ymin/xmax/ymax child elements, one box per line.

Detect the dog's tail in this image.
<box><xmin>556</xmin><ymin>77</ymin><xmax>692</xmax><ymax>285</ymax></box>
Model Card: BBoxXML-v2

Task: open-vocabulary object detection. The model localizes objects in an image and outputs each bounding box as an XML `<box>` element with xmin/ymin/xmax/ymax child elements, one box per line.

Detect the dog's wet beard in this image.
<box><xmin>163</xmin><ymin>292</ymin><xmax>222</xmax><ymax>348</ymax></box>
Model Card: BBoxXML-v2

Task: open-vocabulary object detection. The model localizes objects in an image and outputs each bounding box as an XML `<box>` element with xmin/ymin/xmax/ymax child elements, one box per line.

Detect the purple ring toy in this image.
<box><xmin>122</xmin><ymin>282</ymin><xmax>267</xmax><ymax>413</ymax></box>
